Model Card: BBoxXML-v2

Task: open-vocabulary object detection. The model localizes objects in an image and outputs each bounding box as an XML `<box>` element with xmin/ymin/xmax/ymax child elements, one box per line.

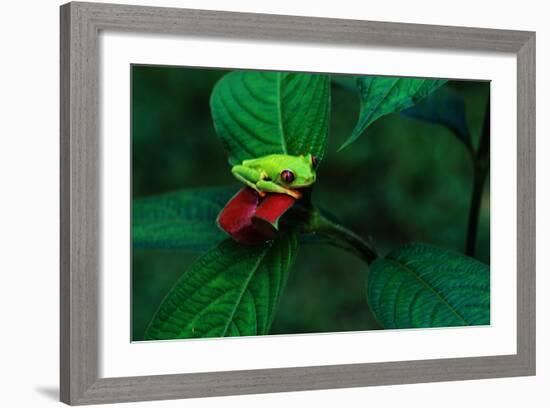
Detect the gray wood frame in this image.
<box><xmin>60</xmin><ymin>1</ymin><xmax>536</xmax><ymax>405</ymax></box>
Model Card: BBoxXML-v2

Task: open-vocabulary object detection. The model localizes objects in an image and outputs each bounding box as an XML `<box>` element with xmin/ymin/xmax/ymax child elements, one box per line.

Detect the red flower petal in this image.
<box><xmin>252</xmin><ymin>194</ymin><xmax>296</xmax><ymax>238</ymax></box>
<box><xmin>216</xmin><ymin>187</ymin><xmax>265</xmax><ymax>244</ymax></box>
<box><xmin>217</xmin><ymin>187</ymin><xmax>297</xmax><ymax>244</ymax></box>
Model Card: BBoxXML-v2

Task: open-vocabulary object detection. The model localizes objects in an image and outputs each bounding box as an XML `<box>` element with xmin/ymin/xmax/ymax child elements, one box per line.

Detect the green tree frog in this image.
<box><xmin>231</xmin><ymin>154</ymin><xmax>318</xmax><ymax>199</ymax></box>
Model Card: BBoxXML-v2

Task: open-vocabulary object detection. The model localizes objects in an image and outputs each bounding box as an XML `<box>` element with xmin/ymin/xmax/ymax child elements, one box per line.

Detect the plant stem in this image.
<box><xmin>465</xmin><ymin>98</ymin><xmax>490</xmax><ymax>257</ymax></box>
<box><xmin>306</xmin><ymin>209</ymin><xmax>378</xmax><ymax>264</ymax></box>
<box><xmin>331</xmin><ymin>76</ymin><xmax>359</xmax><ymax>95</ymax></box>
<box><xmin>465</xmin><ymin>162</ymin><xmax>488</xmax><ymax>257</ymax></box>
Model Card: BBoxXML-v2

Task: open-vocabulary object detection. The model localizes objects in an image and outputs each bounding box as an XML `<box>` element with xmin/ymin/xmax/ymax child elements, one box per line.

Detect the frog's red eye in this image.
<box><xmin>281</xmin><ymin>170</ymin><xmax>295</xmax><ymax>184</ymax></box>
<box><xmin>311</xmin><ymin>155</ymin><xmax>318</xmax><ymax>169</ymax></box>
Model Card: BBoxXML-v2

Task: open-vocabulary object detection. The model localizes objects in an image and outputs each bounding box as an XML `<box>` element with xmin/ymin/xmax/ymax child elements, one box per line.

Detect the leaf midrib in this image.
<box><xmin>220</xmin><ymin>246</ymin><xmax>271</xmax><ymax>336</ymax></box>
<box><xmin>386</xmin><ymin>257</ymin><xmax>469</xmax><ymax>325</ymax></box>
<box><xmin>276</xmin><ymin>72</ymin><xmax>288</xmax><ymax>154</ymax></box>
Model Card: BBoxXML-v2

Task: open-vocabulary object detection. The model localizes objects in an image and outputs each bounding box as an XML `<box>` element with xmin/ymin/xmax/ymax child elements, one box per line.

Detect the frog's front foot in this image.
<box><xmin>258</xmin><ymin>190</ymin><xmax>267</xmax><ymax>198</ymax></box>
<box><xmin>288</xmin><ymin>189</ymin><xmax>302</xmax><ymax>200</ymax></box>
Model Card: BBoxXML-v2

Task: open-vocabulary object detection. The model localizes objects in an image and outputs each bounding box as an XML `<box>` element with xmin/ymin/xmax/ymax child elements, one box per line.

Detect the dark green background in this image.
<box><xmin>131</xmin><ymin>65</ymin><xmax>490</xmax><ymax>341</ymax></box>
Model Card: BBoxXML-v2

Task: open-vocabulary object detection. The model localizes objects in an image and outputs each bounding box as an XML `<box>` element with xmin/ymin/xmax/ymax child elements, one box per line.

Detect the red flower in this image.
<box><xmin>217</xmin><ymin>187</ymin><xmax>296</xmax><ymax>244</ymax></box>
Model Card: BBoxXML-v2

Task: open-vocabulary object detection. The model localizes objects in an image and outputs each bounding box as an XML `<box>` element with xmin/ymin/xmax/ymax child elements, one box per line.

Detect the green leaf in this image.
<box><xmin>210</xmin><ymin>71</ymin><xmax>330</xmax><ymax>165</ymax></box>
<box><xmin>401</xmin><ymin>86</ymin><xmax>470</xmax><ymax>146</ymax></box>
<box><xmin>132</xmin><ymin>186</ymin><xmax>238</xmax><ymax>252</ymax></box>
<box><xmin>366</xmin><ymin>243</ymin><xmax>489</xmax><ymax>329</ymax></box>
<box><xmin>145</xmin><ymin>234</ymin><xmax>298</xmax><ymax>339</ymax></box>
<box><xmin>340</xmin><ymin>76</ymin><xmax>447</xmax><ymax>151</ymax></box>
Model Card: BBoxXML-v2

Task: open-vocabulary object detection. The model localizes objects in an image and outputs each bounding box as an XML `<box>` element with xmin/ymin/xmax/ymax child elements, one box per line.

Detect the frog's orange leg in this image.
<box><xmin>255</xmin><ymin>180</ymin><xmax>302</xmax><ymax>199</ymax></box>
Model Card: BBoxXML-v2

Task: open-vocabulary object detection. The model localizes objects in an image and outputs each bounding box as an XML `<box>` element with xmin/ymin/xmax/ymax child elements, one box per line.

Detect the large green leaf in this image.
<box><xmin>401</xmin><ymin>85</ymin><xmax>470</xmax><ymax>146</ymax></box>
<box><xmin>340</xmin><ymin>76</ymin><xmax>446</xmax><ymax>151</ymax></box>
<box><xmin>145</xmin><ymin>234</ymin><xmax>298</xmax><ymax>339</ymax></box>
<box><xmin>366</xmin><ymin>243</ymin><xmax>489</xmax><ymax>329</ymax></box>
<box><xmin>132</xmin><ymin>186</ymin><xmax>237</xmax><ymax>252</ymax></box>
<box><xmin>210</xmin><ymin>71</ymin><xmax>330</xmax><ymax>165</ymax></box>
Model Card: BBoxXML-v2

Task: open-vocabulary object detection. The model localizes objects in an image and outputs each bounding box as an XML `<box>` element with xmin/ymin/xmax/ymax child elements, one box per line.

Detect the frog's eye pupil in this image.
<box><xmin>311</xmin><ymin>155</ymin><xmax>318</xmax><ymax>169</ymax></box>
<box><xmin>281</xmin><ymin>170</ymin><xmax>295</xmax><ymax>184</ymax></box>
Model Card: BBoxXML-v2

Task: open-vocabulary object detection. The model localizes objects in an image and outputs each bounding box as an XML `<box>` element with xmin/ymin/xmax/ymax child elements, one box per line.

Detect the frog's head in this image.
<box><xmin>278</xmin><ymin>154</ymin><xmax>318</xmax><ymax>188</ymax></box>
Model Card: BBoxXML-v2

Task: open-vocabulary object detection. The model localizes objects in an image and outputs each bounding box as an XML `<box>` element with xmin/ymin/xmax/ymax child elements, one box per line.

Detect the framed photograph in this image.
<box><xmin>60</xmin><ymin>2</ymin><xmax>535</xmax><ymax>405</ymax></box>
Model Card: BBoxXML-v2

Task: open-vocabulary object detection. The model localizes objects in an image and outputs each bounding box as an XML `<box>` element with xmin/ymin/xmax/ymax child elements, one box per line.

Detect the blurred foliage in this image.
<box><xmin>131</xmin><ymin>66</ymin><xmax>490</xmax><ymax>341</ymax></box>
